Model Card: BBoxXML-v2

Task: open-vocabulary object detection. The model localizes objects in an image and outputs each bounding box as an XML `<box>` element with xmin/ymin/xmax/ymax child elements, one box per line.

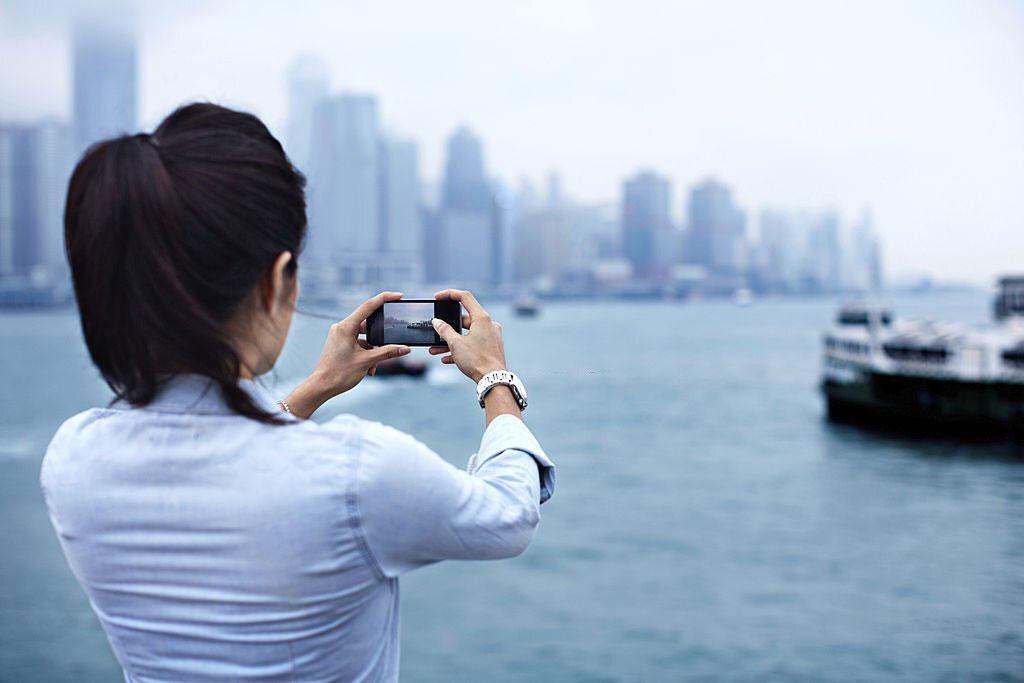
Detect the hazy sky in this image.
<box><xmin>2</xmin><ymin>0</ymin><xmax>1022</xmax><ymax>284</ymax></box>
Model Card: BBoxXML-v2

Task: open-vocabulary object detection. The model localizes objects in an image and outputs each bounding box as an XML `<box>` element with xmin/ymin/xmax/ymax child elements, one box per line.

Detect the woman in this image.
<box><xmin>40</xmin><ymin>103</ymin><xmax>554</xmax><ymax>682</ymax></box>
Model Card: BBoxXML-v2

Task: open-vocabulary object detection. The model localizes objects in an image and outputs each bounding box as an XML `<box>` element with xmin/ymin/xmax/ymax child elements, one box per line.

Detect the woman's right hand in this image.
<box><xmin>283</xmin><ymin>292</ymin><xmax>411</xmax><ymax>418</ymax></box>
<box><xmin>429</xmin><ymin>289</ymin><xmax>507</xmax><ymax>383</ymax></box>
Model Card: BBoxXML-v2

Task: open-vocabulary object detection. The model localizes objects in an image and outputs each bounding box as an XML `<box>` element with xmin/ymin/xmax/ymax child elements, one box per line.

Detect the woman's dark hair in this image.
<box><xmin>64</xmin><ymin>102</ymin><xmax>306</xmax><ymax>423</ymax></box>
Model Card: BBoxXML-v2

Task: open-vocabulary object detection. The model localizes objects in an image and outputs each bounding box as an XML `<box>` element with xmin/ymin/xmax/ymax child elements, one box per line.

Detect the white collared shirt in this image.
<box><xmin>40</xmin><ymin>375</ymin><xmax>555</xmax><ymax>682</ymax></box>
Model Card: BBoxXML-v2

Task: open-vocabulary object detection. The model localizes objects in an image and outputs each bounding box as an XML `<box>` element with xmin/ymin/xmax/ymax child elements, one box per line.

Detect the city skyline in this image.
<box><xmin>2</xmin><ymin>0</ymin><xmax>1023</xmax><ymax>285</ymax></box>
<box><xmin>0</xmin><ymin>12</ymin><xmax>887</xmax><ymax>301</ymax></box>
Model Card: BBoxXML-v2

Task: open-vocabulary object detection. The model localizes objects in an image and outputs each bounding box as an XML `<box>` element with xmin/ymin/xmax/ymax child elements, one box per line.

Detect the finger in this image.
<box><xmin>432</xmin><ymin>318</ymin><xmax>460</xmax><ymax>345</ymax></box>
<box><xmin>428</xmin><ymin>345</ymin><xmax>448</xmax><ymax>355</ymax></box>
<box><xmin>366</xmin><ymin>344</ymin><xmax>411</xmax><ymax>365</ymax></box>
<box><xmin>359</xmin><ymin>320</ymin><xmax>367</xmax><ymax>334</ymax></box>
<box><xmin>358</xmin><ymin>339</ymin><xmax>372</xmax><ymax>350</ymax></box>
<box><xmin>441</xmin><ymin>355</ymin><xmax>455</xmax><ymax>364</ymax></box>
<box><xmin>462</xmin><ymin>314</ymin><xmax>472</xmax><ymax>329</ymax></box>
<box><xmin>437</xmin><ymin>289</ymin><xmax>488</xmax><ymax>320</ymax></box>
<box><xmin>368</xmin><ymin>365</ymin><xmax>376</xmax><ymax>376</ymax></box>
<box><xmin>342</xmin><ymin>291</ymin><xmax>404</xmax><ymax>332</ymax></box>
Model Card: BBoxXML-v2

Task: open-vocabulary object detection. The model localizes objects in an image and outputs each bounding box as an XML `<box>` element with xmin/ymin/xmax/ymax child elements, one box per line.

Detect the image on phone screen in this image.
<box><xmin>367</xmin><ymin>299</ymin><xmax>462</xmax><ymax>347</ymax></box>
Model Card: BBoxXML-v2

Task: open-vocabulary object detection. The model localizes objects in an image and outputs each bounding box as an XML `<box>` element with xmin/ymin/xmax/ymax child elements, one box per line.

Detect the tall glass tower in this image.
<box><xmin>441</xmin><ymin>127</ymin><xmax>490</xmax><ymax>213</ymax></box>
<box><xmin>285</xmin><ymin>55</ymin><xmax>330</xmax><ymax>173</ymax></box>
<box><xmin>437</xmin><ymin>126</ymin><xmax>496</xmax><ymax>286</ymax></box>
<box><xmin>622</xmin><ymin>170</ymin><xmax>673</xmax><ymax>276</ymax></box>
<box><xmin>73</xmin><ymin>22</ymin><xmax>137</xmax><ymax>154</ymax></box>
<box><xmin>307</xmin><ymin>94</ymin><xmax>381</xmax><ymax>281</ymax></box>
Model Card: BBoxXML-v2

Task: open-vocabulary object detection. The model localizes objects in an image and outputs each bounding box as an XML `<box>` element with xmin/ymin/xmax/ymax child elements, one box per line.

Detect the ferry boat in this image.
<box><xmin>821</xmin><ymin>276</ymin><xmax>1024</xmax><ymax>437</ymax></box>
<box><xmin>406</xmin><ymin>321</ymin><xmax>433</xmax><ymax>329</ymax></box>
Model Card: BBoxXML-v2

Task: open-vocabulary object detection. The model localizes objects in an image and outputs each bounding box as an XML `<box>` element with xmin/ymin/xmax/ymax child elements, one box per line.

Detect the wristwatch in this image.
<box><xmin>476</xmin><ymin>370</ymin><xmax>528</xmax><ymax>410</ymax></box>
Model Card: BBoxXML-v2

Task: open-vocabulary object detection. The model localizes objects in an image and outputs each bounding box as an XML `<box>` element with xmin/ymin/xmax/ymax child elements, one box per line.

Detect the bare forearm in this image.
<box><xmin>484</xmin><ymin>384</ymin><xmax>522</xmax><ymax>426</ymax></box>
<box><xmin>282</xmin><ymin>373</ymin><xmax>332</xmax><ymax>420</ymax></box>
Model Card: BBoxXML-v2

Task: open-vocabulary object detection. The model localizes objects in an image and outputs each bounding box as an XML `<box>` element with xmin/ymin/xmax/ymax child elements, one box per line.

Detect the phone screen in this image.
<box><xmin>370</xmin><ymin>299</ymin><xmax>461</xmax><ymax>346</ymax></box>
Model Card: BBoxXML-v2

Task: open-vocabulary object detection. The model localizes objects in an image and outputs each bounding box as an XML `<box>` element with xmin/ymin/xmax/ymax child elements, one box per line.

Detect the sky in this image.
<box><xmin>1</xmin><ymin>0</ymin><xmax>1022</xmax><ymax>284</ymax></box>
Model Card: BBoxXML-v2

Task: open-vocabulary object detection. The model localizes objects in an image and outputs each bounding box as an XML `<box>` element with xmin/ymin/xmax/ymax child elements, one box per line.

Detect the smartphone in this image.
<box><xmin>365</xmin><ymin>299</ymin><xmax>462</xmax><ymax>347</ymax></box>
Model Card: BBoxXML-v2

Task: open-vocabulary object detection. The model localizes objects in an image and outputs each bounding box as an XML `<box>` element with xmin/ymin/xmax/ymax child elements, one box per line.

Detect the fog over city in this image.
<box><xmin>1</xmin><ymin>0</ymin><xmax>1022</xmax><ymax>284</ymax></box>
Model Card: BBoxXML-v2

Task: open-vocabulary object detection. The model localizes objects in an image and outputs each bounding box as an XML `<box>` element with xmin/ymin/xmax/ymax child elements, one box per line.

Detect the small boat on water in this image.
<box><xmin>820</xmin><ymin>276</ymin><xmax>1024</xmax><ymax>437</ymax></box>
<box><xmin>373</xmin><ymin>357</ymin><xmax>428</xmax><ymax>378</ymax></box>
<box><xmin>406</xmin><ymin>321</ymin><xmax>433</xmax><ymax>329</ymax></box>
<box><xmin>513</xmin><ymin>297</ymin><xmax>540</xmax><ymax>318</ymax></box>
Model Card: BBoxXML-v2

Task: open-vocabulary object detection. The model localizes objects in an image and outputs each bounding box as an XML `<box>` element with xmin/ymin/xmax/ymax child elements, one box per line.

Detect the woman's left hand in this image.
<box><xmin>283</xmin><ymin>292</ymin><xmax>411</xmax><ymax>419</ymax></box>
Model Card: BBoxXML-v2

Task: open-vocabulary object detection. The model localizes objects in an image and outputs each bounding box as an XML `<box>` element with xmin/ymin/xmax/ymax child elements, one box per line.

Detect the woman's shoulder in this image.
<box><xmin>41</xmin><ymin>408</ymin><xmax>124</xmax><ymax>481</ymax></box>
<box><xmin>46</xmin><ymin>407</ymin><xmax>123</xmax><ymax>453</ymax></box>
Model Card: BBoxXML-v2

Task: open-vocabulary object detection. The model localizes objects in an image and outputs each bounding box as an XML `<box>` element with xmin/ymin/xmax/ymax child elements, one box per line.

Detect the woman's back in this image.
<box><xmin>43</xmin><ymin>377</ymin><xmax>397</xmax><ymax>681</ymax></box>
<box><xmin>43</xmin><ymin>376</ymin><xmax>553</xmax><ymax>682</ymax></box>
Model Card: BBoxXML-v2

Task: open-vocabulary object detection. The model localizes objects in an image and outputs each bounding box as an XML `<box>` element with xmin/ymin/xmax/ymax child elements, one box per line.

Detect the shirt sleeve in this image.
<box><xmin>354</xmin><ymin>414</ymin><xmax>555</xmax><ymax>578</ymax></box>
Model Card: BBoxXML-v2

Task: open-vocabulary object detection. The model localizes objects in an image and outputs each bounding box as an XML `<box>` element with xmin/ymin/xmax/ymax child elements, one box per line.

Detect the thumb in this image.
<box><xmin>367</xmin><ymin>344</ymin><xmax>411</xmax><ymax>365</ymax></box>
<box><xmin>432</xmin><ymin>318</ymin><xmax>459</xmax><ymax>345</ymax></box>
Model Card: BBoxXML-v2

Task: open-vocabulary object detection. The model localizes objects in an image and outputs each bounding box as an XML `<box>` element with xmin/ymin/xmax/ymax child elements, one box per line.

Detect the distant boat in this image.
<box><xmin>732</xmin><ymin>288</ymin><xmax>753</xmax><ymax>307</ymax></box>
<box><xmin>513</xmin><ymin>297</ymin><xmax>540</xmax><ymax>318</ymax></box>
<box><xmin>406</xmin><ymin>320</ymin><xmax>433</xmax><ymax>329</ymax></box>
<box><xmin>373</xmin><ymin>357</ymin><xmax>427</xmax><ymax>378</ymax></box>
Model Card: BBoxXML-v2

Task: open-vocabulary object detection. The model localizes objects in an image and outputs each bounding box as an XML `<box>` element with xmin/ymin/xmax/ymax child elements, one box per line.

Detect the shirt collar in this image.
<box><xmin>143</xmin><ymin>374</ymin><xmax>280</xmax><ymax>415</ymax></box>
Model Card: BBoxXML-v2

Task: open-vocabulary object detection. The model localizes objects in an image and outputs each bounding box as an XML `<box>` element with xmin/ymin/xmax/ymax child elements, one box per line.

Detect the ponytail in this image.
<box><xmin>64</xmin><ymin>103</ymin><xmax>307</xmax><ymax>423</ymax></box>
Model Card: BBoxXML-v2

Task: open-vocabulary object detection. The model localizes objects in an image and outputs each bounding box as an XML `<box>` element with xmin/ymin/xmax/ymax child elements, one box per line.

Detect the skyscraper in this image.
<box><xmin>685</xmin><ymin>179</ymin><xmax>747</xmax><ymax>274</ymax></box>
<box><xmin>73</xmin><ymin>22</ymin><xmax>136</xmax><ymax>154</ymax></box>
<box><xmin>757</xmin><ymin>208</ymin><xmax>801</xmax><ymax>292</ymax></box>
<box><xmin>285</xmin><ymin>56</ymin><xmax>330</xmax><ymax>173</ymax></box>
<box><xmin>621</xmin><ymin>170</ymin><xmax>672</xmax><ymax>277</ymax></box>
<box><xmin>437</xmin><ymin>126</ymin><xmax>496</xmax><ymax>286</ymax></box>
<box><xmin>442</xmin><ymin>126</ymin><xmax>490</xmax><ymax>212</ymax></box>
<box><xmin>848</xmin><ymin>209</ymin><xmax>883</xmax><ymax>292</ymax></box>
<box><xmin>378</xmin><ymin>136</ymin><xmax>423</xmax><ymax>284</ymax></box>
<box><xmin>0</xmin><ymin>122</ymin><xmax>72</xmax><ymax>283</ymax></box>
<box><xmin>0</xmin><ymin>125</ymin><xmax>39</xmax><ymax>279</ymax></box>
<box><xmin>514</xmin><ymin>205</ymin><xmax>571</xmax><ymax>285</ymax></box>
<box><xmin>805</xmin><ymin>210</ymin><xmax>842</xmax><ymax>292</ymax></box>
<box><xmin>31</xmin><ymin>121</ymin><xmax>73</xmax><ymax>283</ymax></box>
<box><xmin>307</xmin><ymin>94</ymin><xmax>381</xmax><ymax>283</ymax></box>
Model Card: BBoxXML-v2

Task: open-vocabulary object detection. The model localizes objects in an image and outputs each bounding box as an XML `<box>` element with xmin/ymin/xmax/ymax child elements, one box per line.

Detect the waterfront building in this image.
<box><xmin>307</xmin><ymin>93</ymin><xmax>381</xmax><ymax>284</ymax></box>
<box><xmin>621</xmin><ymin>170</ymin><xmax>673</xmax><ymax>277</ymax></box>
<box><xmin>442</xmin><ymin>126</ymin><xmax>491</xmax><ymax>212</ymax></box>
<box><xmin>0</xmin><ymin>125</ymin><xmax>39</xmax><ymax>279</ymax></box>
<box><xmin>753</xmin><ymin>208</ymin><xmax>848</xmax><ymax>294</ymax></box>
<box><xmin>285</xmin><ymin>56</ymin><xmax>330</xmax><ymax>174</ymax></box>
<box><xmin>847</xmin><ymin>209</ymin><xmax>884</xmax><ymax>292</ymax></box>
<box><xmin>685</xmin><ymin>178</ymin><xmax>747</xmax><ymax>274</ymax></box>
<box><xmin>436</xmin><ymin>126</ymin><xmax>499</xmax><ymax>286</ymax></box>
<box><xmin>805</xmin><ymin>210</ymin><xmax>842</xmax><ymax>293</ymax></box>
<box><xmin>73</xmin><ymin>22</ymin><xmax>136</xmax><ymax>155</ymax></box>
<box><xmin>0</xmin><ymin>121</ymin><xmax>72</xmax><ymax>283</ymax></box>
<box><xmin>513</xmin><ymin>183</ymin><xmax>619</xmax><ymax>289</ymax></box>
<box><xmin>377</xmin><ymin>136</ymin><xmax>423</xmax><ymax>285</ymax></box>
<box><xmin>437</xmin><ymin>210</ymin><xmax>495</xmax><ymax>286</ymax></box>
<box><xmin>757</xmin><ymin>208</ymin><xmax>802</xmax><ymax>292</ymax></box>
<box><xmin>514</xmin><ymin>206</ymin><xmax>572</xmax><ymax>285</ymax></box>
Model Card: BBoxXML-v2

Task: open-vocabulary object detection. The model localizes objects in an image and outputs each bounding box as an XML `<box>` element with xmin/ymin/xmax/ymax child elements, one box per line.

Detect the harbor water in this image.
<box><xmin>1</xmin><ymin>292</ymin><xmax>1022</xmax><ymax>681</ymax></box>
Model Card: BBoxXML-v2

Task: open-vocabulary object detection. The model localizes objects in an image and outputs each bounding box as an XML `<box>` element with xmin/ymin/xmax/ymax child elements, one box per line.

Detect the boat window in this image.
<box><xmin>882</xmin><ymin>343</ymin><xmax>949</xmax><ymax>363</ymax></box>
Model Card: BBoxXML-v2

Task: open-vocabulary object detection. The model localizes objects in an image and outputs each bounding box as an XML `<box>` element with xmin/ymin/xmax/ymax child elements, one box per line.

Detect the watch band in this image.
<box><xmin>476</xmin><ymin>370</ymin><xmax>528</xmax><ymax>410</ymax></box>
